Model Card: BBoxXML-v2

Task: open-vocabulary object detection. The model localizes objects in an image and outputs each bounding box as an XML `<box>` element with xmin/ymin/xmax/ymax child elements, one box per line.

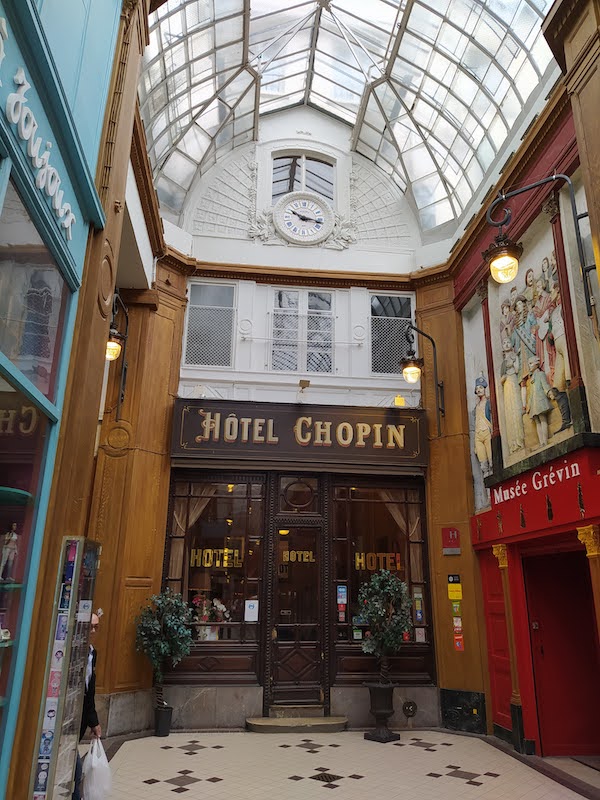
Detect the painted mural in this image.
<box><xmin>490</xmin><ymin>213</ymin><xmax>573</xmax><ymax>469</ymax></box>
<box><xmin>462</xmin><ymin>297</ymin><xmax>490</xmax><ymax>511</ymax></box>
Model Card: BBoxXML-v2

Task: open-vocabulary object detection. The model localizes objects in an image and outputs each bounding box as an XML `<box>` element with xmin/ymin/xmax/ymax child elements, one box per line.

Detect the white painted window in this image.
<box><xmin>271</xmin><ymin>289</ymin><xmax>334</xmax><ymax>373</ymax></box>
<box><xmin>272</xmin><ymin>155</ymin><xmax>334</xmax><ymax>203</ymax></box>
<box><xmin>185</xmin><ymin>283</ymin><xmax>235</xmax><ymax>367</ymax></box>
<box><xmin>370</xmin><ymin>294</ymin><xmax>413</xmax><ymax>374</ymax></box>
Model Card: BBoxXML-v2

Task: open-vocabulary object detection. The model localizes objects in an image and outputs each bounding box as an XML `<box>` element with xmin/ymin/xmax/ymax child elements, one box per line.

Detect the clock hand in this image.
<box><xmin>291</xmin><ymin>209</ymin><xmax>317</xmax><ymax>223</ymax></box>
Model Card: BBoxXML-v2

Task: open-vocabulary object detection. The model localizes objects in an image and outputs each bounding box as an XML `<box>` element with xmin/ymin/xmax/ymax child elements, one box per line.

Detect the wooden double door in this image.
<box><xmin>263</xmin><ymin>474</ymin><xmax>331</xmax><ymax>711</ymax></box>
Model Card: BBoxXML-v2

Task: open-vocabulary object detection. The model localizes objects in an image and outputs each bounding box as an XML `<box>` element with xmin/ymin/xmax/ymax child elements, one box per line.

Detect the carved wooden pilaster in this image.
<box><xmin>491</xmin><ymin>544</ymin><xmax>521</xmax><ymax>710</ymax></box>
<box><xmin>577</xmin><ymin>524</ymin><xmax>600</xmax><ymax>643</ymax></box>
<box><xmin>478</xmin><ymin>278</ymin><xmax>500</xmax><ymax>441</ymax></box>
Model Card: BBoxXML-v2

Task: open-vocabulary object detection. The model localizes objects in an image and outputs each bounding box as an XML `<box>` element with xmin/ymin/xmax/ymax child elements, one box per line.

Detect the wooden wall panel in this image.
<box><xmin>416</xmin><ymin>279</ymin><xmax>491</xmax><ymax>726</ymax></box>
<box><xmin>115</xmin><ymin>579</ymin><xmax>153</xmax><ymax>690</ymax></box>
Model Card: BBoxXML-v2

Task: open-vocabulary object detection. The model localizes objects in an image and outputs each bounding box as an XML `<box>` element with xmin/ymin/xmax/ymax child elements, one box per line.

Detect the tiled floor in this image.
<box><xmin>102</xmin><ymin>729</ymin><xmax>592</xmax><ymax>799</ymax></box>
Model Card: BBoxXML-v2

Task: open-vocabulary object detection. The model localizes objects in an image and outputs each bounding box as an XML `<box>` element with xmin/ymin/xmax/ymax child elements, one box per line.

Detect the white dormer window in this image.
<box><xmin>272</xmin><ymin>155</ymin><xmax>334</xmax><ymax>204</ymax></box>
<box><xmin>185</xmin><ymin>283</ymin><xmax>235</xmax><ymax>367</ymax></box>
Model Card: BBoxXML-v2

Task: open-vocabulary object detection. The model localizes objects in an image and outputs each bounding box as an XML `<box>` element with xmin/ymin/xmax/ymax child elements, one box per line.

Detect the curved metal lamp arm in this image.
<box><xmin>487</xmin><ymin>174</ymin><xmax>595</xmax><ymax>316</ymax></box>
<box><xmin>111</xmin><ymin>291</ymin><xmax>129</xmax><ymax>421</ymax></box>
<box><xmin>406</xmin><ymin>322</ymin><xmax>445</xmax><ymax>438</ymax></box>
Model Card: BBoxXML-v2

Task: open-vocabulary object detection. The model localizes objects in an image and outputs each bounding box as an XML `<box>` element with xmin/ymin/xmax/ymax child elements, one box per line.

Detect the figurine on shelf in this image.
<box><xmin>0</xmin><ymin>627</ymin><xmax>11</xmax><ymax>641</ymax></box>
<box><xmin>1</xmin><ymin>523</ymin><xmax>20</xmax><ymax>582</ymax></box>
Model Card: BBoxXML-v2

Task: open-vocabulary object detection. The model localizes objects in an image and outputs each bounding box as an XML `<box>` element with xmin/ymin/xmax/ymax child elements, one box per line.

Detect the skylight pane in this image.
<box><xmin>419</xmin><ymin>198</ymin><xmax>453</xmax><ymax>229</ymax></box>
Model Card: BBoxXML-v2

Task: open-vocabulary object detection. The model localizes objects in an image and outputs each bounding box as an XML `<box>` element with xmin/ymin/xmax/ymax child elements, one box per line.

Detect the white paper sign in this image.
<box><xmin>244</xmin><ymin>600</ymin><xmax>259</xmax><ymax>622</ymax></box>
<box><xmin>76</xmin><ymin>599</ymin><xmax>92</xmax><ymax>622</ymax></box>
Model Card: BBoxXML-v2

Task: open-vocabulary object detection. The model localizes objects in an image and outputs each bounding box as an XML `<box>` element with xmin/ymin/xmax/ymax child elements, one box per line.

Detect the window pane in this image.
<box><xmin>305</xmin><ymin>158</ymin><xmax>334</xmax><ymax>201</ymax></box>
<box><xmin>185</xmin><ymin>306</ymin><xmax>234</xmax><ymax>366</ymax></box>
<box><xmin>190</xmin><ymin>284</ymin><xmax>234</xmax><ymax>307</ymax></box>
<box><xmin>370</xmin><ymin>295</ymin><xmax>412</xmax><ymax>374</ymax></box>
<box><xmin>308</xmin><ymin>291</ymin><xmax>332</xmax><ymax>311</ymax></box>
<box><xmin>0</xmin><ymin>181</ymin><xmax>69</xmax><ymax>400</ymax></box>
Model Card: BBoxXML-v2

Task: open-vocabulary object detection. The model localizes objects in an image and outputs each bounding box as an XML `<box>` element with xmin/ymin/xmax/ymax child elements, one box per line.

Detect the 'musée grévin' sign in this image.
<box><xmin>172</xmin><ymin>399</ymin><xmax>428</xmax><ymax>469</ymax></box>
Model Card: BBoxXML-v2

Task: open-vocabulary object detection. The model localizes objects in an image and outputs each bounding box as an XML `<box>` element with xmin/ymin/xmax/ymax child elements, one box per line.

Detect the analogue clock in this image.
<box><xmin>273</xmin><ymin>191</ymin><xmax>334</xmax><ymax>245</ymax></box>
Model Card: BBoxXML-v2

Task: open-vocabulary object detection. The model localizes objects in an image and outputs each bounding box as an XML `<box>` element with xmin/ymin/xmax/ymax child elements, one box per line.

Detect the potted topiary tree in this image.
<box><xmin>135</xmin><ymin>588</ymin><xmax>194</xmax><ymax>736</ymax></box>
<box><xmin>358</xmin><ymin>569</ymin><xmax>412</xmax><ymax>743</ymax></box>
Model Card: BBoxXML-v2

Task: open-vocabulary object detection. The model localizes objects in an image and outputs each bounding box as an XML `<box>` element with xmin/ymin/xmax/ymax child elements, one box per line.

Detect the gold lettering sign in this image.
<box><xmin>282</xmin><ymin>550</ymin><xmax>316</xmax><ymax>563</ymax></box>
<box><xmin>354</xmin><ymin>552</ymin><xmax>401</xmax><ymax>571</ymax></box>
<box><xmin>189</xmin><ymin>548</ymin><xmax>243</xmax><ymax>568</ymax></box>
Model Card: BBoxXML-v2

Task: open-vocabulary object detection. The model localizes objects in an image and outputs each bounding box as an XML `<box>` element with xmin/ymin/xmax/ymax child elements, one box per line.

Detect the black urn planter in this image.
<box><xmin>363</xmin><ymin>682</ymin><xmax>400</xmax><ymax>743</ymax></box>
<box><xmin>155</xmin><ymin>704</ymin><xmax>173</xmax><ymax>737</ymax></box>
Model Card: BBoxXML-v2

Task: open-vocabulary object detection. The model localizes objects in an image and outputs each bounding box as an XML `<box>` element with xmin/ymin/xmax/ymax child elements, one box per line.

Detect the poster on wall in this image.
<box><xmin>488</xmin><ymin>212</ymin><xmax>573</xmax><ymax>469</ymax></box>
<box><xmin>462</xmin><ymin>297</ymin><xmax>491</xmax><ymax>511</ymax></box>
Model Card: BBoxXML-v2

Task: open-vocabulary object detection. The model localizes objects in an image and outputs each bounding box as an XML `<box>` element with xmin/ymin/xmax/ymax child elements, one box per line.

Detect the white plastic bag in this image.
<box><xmin>82</xmin><ymin>737</ymin><xmax>112</xmax><ymax>800</ymax></box>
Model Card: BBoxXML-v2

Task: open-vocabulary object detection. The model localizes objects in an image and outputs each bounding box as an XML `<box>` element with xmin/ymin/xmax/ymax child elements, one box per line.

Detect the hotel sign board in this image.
<box><xmin>172</xmin><ymin>399</ymin><xmax>428</xmax><ymax>470</ymax></box>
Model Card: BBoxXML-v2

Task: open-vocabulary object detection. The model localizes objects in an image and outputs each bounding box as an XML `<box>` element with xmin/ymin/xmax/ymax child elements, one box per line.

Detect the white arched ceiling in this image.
<box><xmin>140</xmin><ymin>0</ymin><xmax>555</xmax><ymax>232</ymax></box>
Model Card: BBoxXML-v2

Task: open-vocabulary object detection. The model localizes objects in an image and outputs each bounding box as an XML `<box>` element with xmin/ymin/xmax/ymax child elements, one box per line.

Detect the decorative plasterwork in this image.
<box><xmin>492</xmin><ymin>543</ymin><xmax>508</xmax><ymax>568</ymax></box>
<box><xmin>193</xmin><ymin>149</ymin><xmax>256</xmax><ymax>239</ymax></box>
<box><xmin>351</xmin><ymin>156</ymin><xmax>415</xmax><ymax>251</ymax></box>
<box><xmin>542</xmin><ymin>192</ymin><xmax>560</xmax><ymax>218</ymax></box>
<box><xmin>577</xmin><ymin>524</ymin><xmax>600</xmax><ymax>557</ymax></box>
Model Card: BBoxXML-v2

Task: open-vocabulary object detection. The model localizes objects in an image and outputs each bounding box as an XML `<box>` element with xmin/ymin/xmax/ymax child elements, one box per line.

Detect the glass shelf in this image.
<box><xmin>0</xmin><ymin>640</ymin><xmax>14</xmax><ymax>649</ymax></box>
<box><xmin>0</xmin><ymin>583</ymin><xmax>23</xmax><ymax>591</ymax></box>
<box><xmin>0</xmin><ymin>697</ymin><xmax>6</xmax><ymax>707</ymax></box>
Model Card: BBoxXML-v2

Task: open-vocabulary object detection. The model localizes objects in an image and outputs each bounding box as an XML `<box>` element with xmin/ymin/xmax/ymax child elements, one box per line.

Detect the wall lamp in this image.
<box><xmin>483</xmin><ymin>173</ymin><xmax>596</xmax><ymax>315</ymax></box>
<box><xmin>105</xmin><ymin>291</ymin><xmax>129</xmax><ymax>421</ymax></box>
<box><xmin>400</xmin><ymin>322</ymin><xmax>445</xmax><ymax>437</ymax></box>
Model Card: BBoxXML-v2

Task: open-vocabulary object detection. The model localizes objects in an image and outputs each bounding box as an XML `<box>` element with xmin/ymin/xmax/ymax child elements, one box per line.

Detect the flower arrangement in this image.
<box><xmin>191</xmin><ymin>594</ymin><xmax>231</xmax><ymax>623</ymax></box>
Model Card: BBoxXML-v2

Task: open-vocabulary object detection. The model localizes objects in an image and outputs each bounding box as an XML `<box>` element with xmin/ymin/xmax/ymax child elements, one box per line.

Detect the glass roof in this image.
<box><xmin>140</xmin><ymin>0</ymin><xmax>555</xmax><ymax>231</ymax></box>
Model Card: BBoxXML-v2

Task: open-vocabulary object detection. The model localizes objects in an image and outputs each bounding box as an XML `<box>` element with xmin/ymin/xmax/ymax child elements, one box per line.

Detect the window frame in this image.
<box><xmin>369</xmin><ymin>291</ymin><xmax>415</xmax><ymax>377</ymax></box>
<box><xmin>183</xmin><ymin>280</ymin><xmax>237</xmax><ymax>369</ymax></box>
<box><xmin>271</xmin><ymin>152</ymin><xmax>336</xmax><ymax>205</ymax></box>
<box><xmin>269</xmin><ymin>287</ymin><xmax>335</xmax><ymax>375</ymax></box>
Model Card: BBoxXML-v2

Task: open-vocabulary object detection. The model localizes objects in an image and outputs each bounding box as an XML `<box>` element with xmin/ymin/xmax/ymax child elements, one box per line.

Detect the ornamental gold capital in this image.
<box><xmin>577</xmin><ymin>525</ymin><xmax>600</xmax><ymax>557</ymax></box>
<box><xmin>492</xmin><ymin>544</ymin><xmax>508</xmax><ymax>568</ymax></box>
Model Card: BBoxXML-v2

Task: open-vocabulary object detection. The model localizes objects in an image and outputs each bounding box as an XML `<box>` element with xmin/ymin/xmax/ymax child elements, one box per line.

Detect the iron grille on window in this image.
<box><xmin>271</xmin><ymin>290</ymin><xmax>333</xmax><ymax>373</ymax></box>
<box><xmin>185</xmin><ymin>284</ymin><xmax>235</xmax><ymax>367</ymax></box>
<box><xmin>370</xmin><ymin>295</ymin><xmax>412</xmax><ymax>374</ymax></box>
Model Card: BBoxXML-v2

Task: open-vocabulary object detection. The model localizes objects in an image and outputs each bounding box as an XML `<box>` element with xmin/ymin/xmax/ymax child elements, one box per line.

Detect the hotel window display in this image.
<box><xmin>0</xmin><ymin>374</ymin><xmax>49</xmax><ymax>721</ymax></box>
<box><xmin>332</xmin><ymin>485</ymin><xmax>427</xmax><ymax>644</ymax></box>
<box><xmin>165</xmin><ymin>479</ymin><xmax>265</xmax><ymax>642</ymax></box>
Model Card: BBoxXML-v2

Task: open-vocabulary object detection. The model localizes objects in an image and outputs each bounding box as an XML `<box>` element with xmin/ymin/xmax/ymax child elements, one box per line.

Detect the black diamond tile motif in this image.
<box><xmin>348</xmin><ymin>775</ymin><xmax>363</xmax><ymax>779</ymax></box>
<box><xmin>178</xmin><ymin>770</ymin><xmax>193</xmax><ymax>775</ymax></box>
<box><xmin>323</xmin><ymin>784</ymin><xmax>339</xmax><ymax>789</ymax></box>
<box><xmin>315</xmin><ymin>767</ymin><xmax>330</xmax><ymax>772</ymax></box>
<box><xmin>310</xmin><ymin>773</ymin><xmax>343</xmax><ymax>783</ymax></box>
<box><xmin>206</xmin><ymin>777</ymin><xmax>223</xmax><ymax>783</ymax></box>
<box><xmin>166</xmin><ymin>775</ymin><xmax>201</xmax><ymax>787</ymax></box>
<box><xmin>484</xmin><ymin>772</ymin><xmax>500</xmax><ymax>777</ymax></box>
<box><xmin>179</xmin><ymin>743</ymin><xmax>206</xmax><ymax>751</ymax></box>
<box><xmin>189</xmin><ymin>740</ymin><xmax>199</xmax><ymax>744</ymax></box>
<box><xmin>161</xmin><ymin>746</ymin><xmax>173</xmax><ymax>750</ymax></box>
<box><xmin>212</xmin><ymin>745</ymin><xmax>224</xmax><ymax>749</ymax></box>
<box><xmin>144</xmin><ymin>778</ymin><xmax>160</xmax><ymax>784</ymax></box>
<box><xmin>328</xmin><ymin>744</ymin><xmax>341</xmax><ymax>748</ymax></box>
<box><xmin>279</xmin><ymin>744</ymin><xmax>292</xmax><ymax>748</ymax></box>
<box><xmin>172</xmin><ymin>788</ymin><xmax>188</xmax><ymax>794</ymax></box>
<box><xmin>393</xmin><ymin>742</ymin><xmax>406</xmax><ymax>747</ymax></box>
<box><xmin>289</xmin><ymin>776</ymin><xmax>304</xmax><ymax>781</ymax></box>
<box><xmin>410</xmin><ymin>740</ymin><xmax>438</xmax><ymax>749</ymax></box>
<box><xmin>447</xmin><ymin>769</ymin><xmax>479</xmax><ymax>780</ymax></box>
<box><xmin>441</xmin><ymin>742</ymin><xmax>453</xmax><ymax>746</ymax></box>
<box><xmin>446</xmin><ymin>765</ymin><xmax>461</xmax><ymax>769</ymax></box>
<box><xmin>467</xmin><ymin>780</ymin><xmax>483</xmax><ymax>786</ymax></box>
<box><xmin>427</xmin><ymin>773</ymin><xmax>442</xmax><ymax>778</ymax></box>
<box><xmin>307</xmin><ymin>749</ymin><xmax>319</xmax><ymax>753</ymax></box>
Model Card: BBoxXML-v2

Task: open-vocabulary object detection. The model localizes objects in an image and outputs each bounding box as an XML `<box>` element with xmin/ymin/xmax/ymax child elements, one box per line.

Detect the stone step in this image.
<box><xmin>269</xmin><ymin>704</ymin><xmax>325</xmax><ymax>718</ymax></box>
<box><xmin>246</xmin><ymin>716</ymin><xmax>347</xmax><ymax>733</ymax></box>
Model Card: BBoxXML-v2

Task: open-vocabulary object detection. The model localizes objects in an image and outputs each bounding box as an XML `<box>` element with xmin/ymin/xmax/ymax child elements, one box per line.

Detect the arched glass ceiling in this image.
<box><xmin>140</xmin><ymin>0</ymin><xmax>555</xmax><ymax>230</ymax></box>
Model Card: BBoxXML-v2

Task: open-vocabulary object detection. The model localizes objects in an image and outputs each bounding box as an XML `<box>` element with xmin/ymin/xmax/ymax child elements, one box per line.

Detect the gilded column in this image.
<box><xmin>577</xmin><ymin>525</ymin><xmax>600</xmax><ymax>643</ymax></box>
<box><xmin>492</xmin><ymin>544</ymin><xmax>525</xmax><ymax>752</ymax></box>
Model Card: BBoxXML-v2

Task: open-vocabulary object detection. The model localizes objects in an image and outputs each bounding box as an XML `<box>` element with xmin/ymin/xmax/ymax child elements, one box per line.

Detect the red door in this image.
<box><xmin>523</xmin><ymin>551</ymin><xmax>600</xmax><ymax>756</ymax></box>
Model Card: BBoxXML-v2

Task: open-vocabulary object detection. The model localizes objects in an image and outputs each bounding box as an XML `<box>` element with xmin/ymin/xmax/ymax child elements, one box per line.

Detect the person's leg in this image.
<box><xmin>72</xmin><ymin>750</ymin><xmax>82</xmax><ymax>800</ymax></box>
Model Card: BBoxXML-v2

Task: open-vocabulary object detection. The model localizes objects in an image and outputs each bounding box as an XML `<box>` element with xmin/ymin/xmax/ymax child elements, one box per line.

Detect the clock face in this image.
<box><xmin>273</xmin><ymin>191</ymin><xmax>334</xmax><ymax>245</ymax></box>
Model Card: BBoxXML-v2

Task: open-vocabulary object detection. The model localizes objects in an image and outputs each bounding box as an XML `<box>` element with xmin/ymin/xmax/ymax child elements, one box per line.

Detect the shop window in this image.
<box><xmin>165</xmin><ymin>478</ymin><xmax>265</xmax><ymax>643</ymax></box>
<box><xmin>0</xmin><ymin>181</ymin><xmax>69</xmax><ymax>400</ymax></box>
<box><xmin>272</xmin><ymin>155</ymin><xmax>334</xmax><ymax>203</ymax></box>
<box><xmin>278</xmin><ymin>476</ymin><xmax>319</xmax><ymax>514</ymax></box>
<box><xmin>271</xmin><ymin>289</ymin><xmax>333</xmax><ymax>373</ymax></box>
<box><xmin>370</xmin><ymin>294</ymin><xmax>413</xmax><ymax>374</ymax></box>
<box><xmin>184</xmin><ymin>283</ymin><xmax>235</xmax><ymax>367</ymax></box>
<box><xmin>332</xmin><ymin>484</ymin><xmax>428</xmax><ymax>644</ymax></box>
<box><xmin>0</xmin><ymin>374</ymin><xmax>49</xmax><ymax>718</ymax></box>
